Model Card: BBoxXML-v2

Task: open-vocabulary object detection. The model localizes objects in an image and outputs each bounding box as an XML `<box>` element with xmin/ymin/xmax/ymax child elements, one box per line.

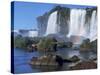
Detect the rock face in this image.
<box><xmin>37</xmin><ymin>13</ymin><xmax>49</xmax><ymax>36</ymax></box>
<box><xmin>57</xmin><ymin>6</ymin><xmax>70</xmax><ymax>35</ymax></box>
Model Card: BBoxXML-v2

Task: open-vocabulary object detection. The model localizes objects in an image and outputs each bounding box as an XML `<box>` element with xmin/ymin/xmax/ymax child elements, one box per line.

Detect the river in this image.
<box><xmin>13</xmin><ymin>48</ymin><xmax>96</xmax><ymax>74</ymax></box>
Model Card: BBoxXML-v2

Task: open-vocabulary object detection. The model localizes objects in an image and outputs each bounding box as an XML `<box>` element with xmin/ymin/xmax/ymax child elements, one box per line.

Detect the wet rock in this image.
<box><xmin>69</xmin><ymin>55</ymin><xmax>80</xmax><ymax>62</ymax></box>
<box><xmin>70</xmin><ymin>61</ymin><xmax>97</xmax><ymax>70</ymax></box>
<box><xmin>30</xmin><ymin>55</ymin><xmax>58</xmax><ymax>66</ymax></box>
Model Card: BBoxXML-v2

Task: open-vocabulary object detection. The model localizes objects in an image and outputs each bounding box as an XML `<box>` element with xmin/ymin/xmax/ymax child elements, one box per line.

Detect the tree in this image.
<box><xmin>37</xmin><ymin>37</ymin><xmax>57</xmax><ymax>51</ymax></box>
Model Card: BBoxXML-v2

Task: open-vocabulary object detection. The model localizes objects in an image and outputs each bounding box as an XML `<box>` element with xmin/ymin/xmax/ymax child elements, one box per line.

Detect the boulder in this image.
<box><xmin>70</xmin><ymin>61</ymin><xmax>97</xmax><ymax>70</ymax></box>
<box><xmin>69</xmin><ymin>55</ymin><xmax>80</xmax><ymax>62</ymax></box>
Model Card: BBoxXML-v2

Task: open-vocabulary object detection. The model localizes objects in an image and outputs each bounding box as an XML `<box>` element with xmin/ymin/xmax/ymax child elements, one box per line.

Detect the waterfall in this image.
<box><xmin>45</xmin><ymin>11</ymin><xmax>58</xmax><ymax>35</ymax></box>
<box><xmin>89</xmin><ymin>10</ymin><xmax>97</xmax><ymax>42</ymax></box>
<box><xmin>44</xmin><ymin>8</ymin><xmax>97</xmax><ymax>43</ymax></box>
<box><xmin>67</xmin><ymin>9</ymin><xmax>97</xmax><ymax>42</ymax></box>
<box><xmin>67</xmin><ymin>9</ymin><xmax>86</xmax><ymax>38</ymax></box>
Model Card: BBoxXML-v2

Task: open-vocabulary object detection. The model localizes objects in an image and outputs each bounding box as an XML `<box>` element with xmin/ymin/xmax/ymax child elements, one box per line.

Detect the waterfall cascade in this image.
<box><xmin>67</xmin><ymin>9</ymin><xmax>86</xmax><ymax>38</ymax></box>
<box><xmin>45</xmin><ymin>11</ymin><xmax>58</xmax><ymax>35</ymax></box>
<box><xmin>45</xmin><ymin>8</ymin><xmax>97</xmax><ymax>42</ymax></box>
<box><xmin>67</xmin><ymin>9</ymin><xmax>97</xmax><ymax>42</ymax></box>
<box><xmin>89</xmin><ymin>10</ymin><xmax>97</xmax><ymax>42</ymax></box>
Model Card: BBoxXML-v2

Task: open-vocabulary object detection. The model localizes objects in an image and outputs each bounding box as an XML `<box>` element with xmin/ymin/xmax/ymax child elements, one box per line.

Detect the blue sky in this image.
<box><xmin>12</xmin><ymin>1</ymin><xmax>96</xmax><ymax>30</ymax></box>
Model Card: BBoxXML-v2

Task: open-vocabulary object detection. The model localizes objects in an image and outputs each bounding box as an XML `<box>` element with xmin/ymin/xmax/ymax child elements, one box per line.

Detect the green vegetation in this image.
<box><xmin>80</xmin><ymin>39</ymin><xmax>91</xmax><ymax>49</ymax></box>
<box><xmin>90</xmin><ymin>39</ymin><xmax>97</xmax><ymax>50</ymax></box>
<box><xmin>37</xmin><ymin>37</ymin><xmax>73</xmax><ymax>51</ymax></box>
<box><xmin>37</xmin><ymin>37</ymin><xmax>57</xmax><ymax>51</ymax></box>
<box><xmin>14</xmin><ymin>36</ymin><xmax>41</xmax><ymax>51</ymax></box>
<box><xmin>80</xmin><ymin>39</ymin><xmax>97</xmax><ymax>51</ymax></box>
<box><xmin>14</xmin><ymin>35</ymin><xmax>73</xmax><ymax>51</ymax></box>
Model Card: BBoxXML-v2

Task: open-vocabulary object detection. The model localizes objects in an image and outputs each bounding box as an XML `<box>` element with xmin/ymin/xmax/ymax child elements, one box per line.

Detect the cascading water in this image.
<box><xmin>89</xmin><ymin>10</ymin><xmax>97</xmax><ymax>42</ymax></box>
<box><xmin>45</xmin><ymin>8</ymin><xmax>97</xmax><ymax>43</ymax></box>
<box><xmin>67</xmin><ymin>9</ymin><xmax>86</xmax><ymax>38</ymax></box>
<box><xmin>45</xmin><ymin>11</ymin><xmax>58</xmax><ymax>35</ymax></box>
<box><xmin>67</xmin><ymin>9</ymin><xmax>97</xmax><ymax>43</ymax></box>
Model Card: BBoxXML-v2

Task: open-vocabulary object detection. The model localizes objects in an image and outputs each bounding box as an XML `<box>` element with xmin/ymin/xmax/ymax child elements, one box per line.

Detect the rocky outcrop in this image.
<box><xmin>37</xmin><ymin>13</ymin><xmax>49</xmax><ymax>36</ymax></box>
<box><xmin>70</xmin><ymin>61</ymin><xmax>97</xmax><ymax>70</ymax></box>
<box><xmin>29</xmin><ymin>55</ymin><xmax>80</xmax><ymax>66</ymax></box>
<box><xmin>69</xmin><ymin>55</ymin><xmax>80</xmax><ymax>62</ymax></box>
<box><xmin>57</xmin><ymin>6</ymin><xmax>70</xmax><ymax>35</ymax></box>
<box><xmin>29</xmin><ymin>55</ymin><xmax>58</xmax><ymax>66</ymax></box>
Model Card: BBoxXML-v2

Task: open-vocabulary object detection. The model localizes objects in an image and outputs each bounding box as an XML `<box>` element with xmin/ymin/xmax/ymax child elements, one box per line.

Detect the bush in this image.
<box><xmin>14</xmin><ymin>36</ymin><xmax>41</xmax><ymax>50</ymax></box>
<box><xmin>37</xmin><ymin>37</ymin><xmax>57</xmax><ymax>51</ymax></box>
<box><xmin>80</xmin><ymin>39</ymin><xmax>97</xmax><ymax>50</ymax></box>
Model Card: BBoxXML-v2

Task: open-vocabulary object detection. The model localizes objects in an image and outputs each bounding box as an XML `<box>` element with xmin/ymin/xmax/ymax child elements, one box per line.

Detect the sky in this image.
<box><xmin>12</xmin><ymin>1</ymin><xmax>96</xmax><ymax>30</ymax></box>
